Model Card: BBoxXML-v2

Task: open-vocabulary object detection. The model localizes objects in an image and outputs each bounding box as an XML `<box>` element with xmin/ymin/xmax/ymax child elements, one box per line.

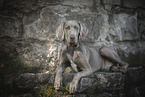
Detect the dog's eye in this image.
<box><xmin>74</xmin><ymin>26</ymin><xmax>78</xmax><ymax>30</ymax></box>
<box><xmin>65</xmin><ymin>26</ymin><xmax>70</xmax><ymax>30</ymax></box>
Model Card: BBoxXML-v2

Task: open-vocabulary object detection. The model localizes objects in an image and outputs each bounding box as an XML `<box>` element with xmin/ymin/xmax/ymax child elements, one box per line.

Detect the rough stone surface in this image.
<box><xmin>0</xmin><ymin>72</ymin><xmax>125</xmax><ymax>97</ymax></box>
<box><xmin>9</xmin><ymin>93</ymin><xmax>33</xmax><ymax>97</ymax></box>
<box><xmin>1</xmin><ymin>67</ymin><xmax>145</xmax><ymax>97</ymax></box>
<box><xmin>0</xmin><ymin>0</ymin><xmax>145</xmax><ymax>74</ymax></box>
<box><xmin>109</xmin><ymin>12</ymin><xmax>138</xmax><ymax>41</ymax></box>
<box><xmin>0</xmin><ymin>0</ymin><xmax>145</xmax><ymax>96</ymax></box>
<box><xmin>123</xmin><ymin>0</ymin><xmax>145</xmax><ymax>8</ymax></box>
<box><xmin>125</xmin><ymin>66</ymin><xmax>145</xmax><ymax>97</ymax></box>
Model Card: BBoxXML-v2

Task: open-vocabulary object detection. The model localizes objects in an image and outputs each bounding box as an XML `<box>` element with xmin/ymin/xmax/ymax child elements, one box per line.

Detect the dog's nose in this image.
<box><xmin>70</xmin><ymin>35</ymin><xmax>75</xmax><ymax>40</ymax></box>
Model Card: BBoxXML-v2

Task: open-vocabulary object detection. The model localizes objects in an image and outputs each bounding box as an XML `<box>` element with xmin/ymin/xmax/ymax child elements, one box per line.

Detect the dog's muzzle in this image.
<box><xmin>69</xmin><ymin>35</ymin><xmax>75</xmax><ymax>43</ymax></box>
<box><xmin>69</xmin><ymin>35</ymin><xmax>78</xmax><ymax>47</ymax></box>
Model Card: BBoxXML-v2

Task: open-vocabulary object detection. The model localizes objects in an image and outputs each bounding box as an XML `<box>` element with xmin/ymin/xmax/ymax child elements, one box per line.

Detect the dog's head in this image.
<box><xmin>56</xmin><ymin>20</ymin><xmax>88</xmax><ymax>46</ymax></box>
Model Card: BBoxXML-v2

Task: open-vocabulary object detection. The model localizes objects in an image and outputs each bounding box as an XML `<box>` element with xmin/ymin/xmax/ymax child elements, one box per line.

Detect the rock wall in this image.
<box><xmin>0</xmin><ymin>72</ymin><xmax>125</xmax><ymax>97</ymax></box>
<box><xmin>0</xmin><ymin>67</ymin><xmax>145</xmax><ymax>97</ymax></box>
<box><xmin>0</xmin><ymin>0</ymin><xmax>145</xmax><ymax>73</ymax></box>
<box><xmin>0</xmin><ymin>0</ymin><xmax>145</xmax><ymax>97</ymax></box>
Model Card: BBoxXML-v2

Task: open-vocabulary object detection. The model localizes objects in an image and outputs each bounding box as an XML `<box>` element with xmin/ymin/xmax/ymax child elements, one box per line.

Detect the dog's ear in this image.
<box><xmin>78</xmin><ymin>21</ymin><xmax>88</xmax><ymax>39</ymax></box>
<box><xmin>56</xmin><ymin>21</ymin><xmax>66</xmax><ymax>41</ymax></box>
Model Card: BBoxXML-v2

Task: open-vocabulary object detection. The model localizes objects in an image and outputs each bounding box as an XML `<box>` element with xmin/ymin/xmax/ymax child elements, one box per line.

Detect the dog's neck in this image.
<box><xmin>62</xmin><ymin>40</ymin><xmax>81</xmax><ymax>52</ymax></box>
<box><xmin>63</xmin><ymin>40</ymin><xmax>77</xmax><ymax>48</ymax></box>
<box><xmin>67</xmin><ymin>43</ymin><xmax>77</xmax><ymax>51</ymax></box>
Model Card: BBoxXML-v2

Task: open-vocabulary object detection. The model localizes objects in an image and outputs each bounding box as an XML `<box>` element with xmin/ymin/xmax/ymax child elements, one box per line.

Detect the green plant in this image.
<box><xmin>36</xmin><ymin>84</ymin><xmax>55</xmax><ymax>97</ymax></box>
<box><xmin>36</xmin><ymin>84</ymin><xmax>69</xmax><ymax>97</ymax></box>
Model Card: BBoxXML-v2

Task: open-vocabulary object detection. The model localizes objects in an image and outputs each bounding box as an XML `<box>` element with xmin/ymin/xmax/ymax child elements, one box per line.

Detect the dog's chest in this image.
<box><xmin>67</xmin><ymin>46</ymin><xmax>75</xmax><ymax>56</ymax></box>
<box><xmin>67</xmin><ymin>45</ymin><xmax>82</xmax><ymax>56</ymax></box>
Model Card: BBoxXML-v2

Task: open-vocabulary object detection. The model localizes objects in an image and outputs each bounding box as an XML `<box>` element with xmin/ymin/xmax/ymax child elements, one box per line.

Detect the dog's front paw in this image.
<box><xmin>54</xmin><ymin>80</ymin><xmax>62</xmax><ymax>91</ymax></box>
<box><xmin>119</xmin><ymin>65</ymin><xmax>128</xmax><ymax>73</ymax></box>
<box><xmin>70</xmin><ymin>61</ymin><xmax>78</xmax><ymax>72</ymax></box>
<box><xmin>68</xmin><ymin>81</ymin><xmax>78</xmax><ymax>94</ymax></box>
<box><xmin>111</xmin><ymin>66</ymin><xmax>119</xmax><ymax>72</ymax></box>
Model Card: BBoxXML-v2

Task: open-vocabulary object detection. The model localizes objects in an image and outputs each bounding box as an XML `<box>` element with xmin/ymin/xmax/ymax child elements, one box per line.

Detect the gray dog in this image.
<box><xmin>54</xmin><ymin>20</ymin><xmax>129</xmax><ymax>93</ymax></box>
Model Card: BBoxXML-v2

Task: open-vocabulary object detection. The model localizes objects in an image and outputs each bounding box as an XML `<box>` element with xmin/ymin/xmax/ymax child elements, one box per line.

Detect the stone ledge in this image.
<box><xmin>1</xmin><ymin>67</ymin><xmax>145</xmax><ymax>97</ymax></box>
<box><xmin>0</xmin><ymin>72</ymin><xmax>124</xmax><ymax>93</ymax></box>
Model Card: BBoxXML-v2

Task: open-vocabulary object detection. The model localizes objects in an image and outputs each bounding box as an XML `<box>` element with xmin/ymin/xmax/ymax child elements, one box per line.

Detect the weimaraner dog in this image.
<box><xmin>54</xmin><ymin>20</ymin><xmax>129</xmax><ymax>93</ymax></box>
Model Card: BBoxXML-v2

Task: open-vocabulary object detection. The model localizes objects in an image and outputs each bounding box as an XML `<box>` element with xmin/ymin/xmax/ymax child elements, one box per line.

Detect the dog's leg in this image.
<box><xmin>68</xmin><ymin>51</ymin><xmax>93</xmax><ymax>93</ymax></box>
<box><xmin>54</xmin><ymin>63</ymin><xmax>66</xmax><ymax>90</ymax></box>
<box><xmin>69</xmin><ymin>70</ymin><xmax>93</xmax><ymax>93</ymax></box>
<box><xmin>99</xmin><ymin>47</ymin><xmax>129</xmax><ymax>72</ymax></box>
<box><xmin>66</xmin><ymin>53</ymin><xmax>78</xmax><ymax>72</ymax></box>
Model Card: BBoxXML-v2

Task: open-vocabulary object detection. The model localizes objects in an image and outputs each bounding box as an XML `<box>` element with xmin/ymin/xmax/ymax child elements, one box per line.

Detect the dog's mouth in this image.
<box><xmin>69</xmin><ymin>42</ymin><xmax>77</xmax><ymax>47</ymax></box>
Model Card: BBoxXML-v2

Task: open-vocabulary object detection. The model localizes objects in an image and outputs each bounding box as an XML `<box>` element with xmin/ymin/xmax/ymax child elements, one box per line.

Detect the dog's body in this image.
<box><xmin>54</xmin><ymin>20</ymin><xmax>129</xmax><ymax>93</ymax></box>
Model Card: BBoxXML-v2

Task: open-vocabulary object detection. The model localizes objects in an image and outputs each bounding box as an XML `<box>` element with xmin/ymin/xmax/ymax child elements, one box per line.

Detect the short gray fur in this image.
<box><xmin>54</xmin><ymin>20</ymin><xmax>129</xmax><ymax>93</ymax></box>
